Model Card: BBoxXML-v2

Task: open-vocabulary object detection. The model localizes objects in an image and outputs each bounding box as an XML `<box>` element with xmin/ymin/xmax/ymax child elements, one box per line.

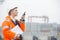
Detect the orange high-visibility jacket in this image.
<box><xmin>2</xmin><ymin>16</ymin><xmax>25</xmax><ymax>40</ymax></box>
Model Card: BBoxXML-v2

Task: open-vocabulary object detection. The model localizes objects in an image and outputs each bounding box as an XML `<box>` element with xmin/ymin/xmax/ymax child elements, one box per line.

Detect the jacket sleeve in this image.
<box><xmin>19</xmin><ymin>21</ymin><xmax>25</xmax><ymax>32</ymax></box>
<box><xmin>2</xmin><ymin>21</ymin><xmax>16</xmax><ymax>39</ymax></box>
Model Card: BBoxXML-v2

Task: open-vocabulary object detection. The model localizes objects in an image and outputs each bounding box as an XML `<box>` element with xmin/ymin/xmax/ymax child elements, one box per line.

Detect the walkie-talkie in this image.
<box><xmin>20</xmin><ymin>12</ymin><xmax>25</xmax><ymax>22</ymax></box>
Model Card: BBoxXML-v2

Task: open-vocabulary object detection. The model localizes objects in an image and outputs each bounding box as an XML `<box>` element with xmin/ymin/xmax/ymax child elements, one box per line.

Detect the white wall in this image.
<box><xmin>0</xmin><ymin>0</ymin><xmax>60</xmax><ymax>26</ymax></box>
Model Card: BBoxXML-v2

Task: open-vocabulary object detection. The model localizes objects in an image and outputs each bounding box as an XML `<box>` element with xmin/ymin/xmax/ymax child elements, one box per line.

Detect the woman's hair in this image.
<box><xmin>8</xmin><ymin>7</ymin><xmax>18</xmax><ymax>15</ymax></box>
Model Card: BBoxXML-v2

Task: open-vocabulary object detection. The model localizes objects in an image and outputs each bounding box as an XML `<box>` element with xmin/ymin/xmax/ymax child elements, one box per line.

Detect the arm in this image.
<box><xmin>19</xmin><ymin>21</ymin><xmax>25</xmax><ymax>32</ymax></box>
<box><xmin>2</xmin><ymin>21</ymin><xmax>16</xmax><ymax>39</ymax></box>
<box><xmin>19</xmin><ymin>13</ymin><xmax>25</xmax><ymax>32</ymax></box>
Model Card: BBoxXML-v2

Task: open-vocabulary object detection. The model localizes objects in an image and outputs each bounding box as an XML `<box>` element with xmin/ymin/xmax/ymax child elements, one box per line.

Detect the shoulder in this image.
<box><xmin>2</xmin><ymin>16</ymin><xmax>11</xmax><ymax>26</ymax></box>
<box><xmin>3</xmin><ymin>16</ymin><xmax>12</xmax><ymax>22</ymax></box>
<box><xmin>4</xmin><ymin>17</ymin><xmax>11</xmax><ymax>22</ymax></box>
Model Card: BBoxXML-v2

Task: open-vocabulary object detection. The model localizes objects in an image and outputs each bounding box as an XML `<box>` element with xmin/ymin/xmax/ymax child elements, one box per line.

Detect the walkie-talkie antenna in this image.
<box><xmin>23</xmin><ymin>12</ymin><xmax>25</xmax><ymax>16</ymax></box>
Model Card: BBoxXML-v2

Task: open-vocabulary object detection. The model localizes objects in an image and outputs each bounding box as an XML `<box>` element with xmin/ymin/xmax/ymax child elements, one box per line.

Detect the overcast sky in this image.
<box><xmin>0</xmin><ymin>0</ymin><xmax>60</xmax><ymax>26</ymax></box>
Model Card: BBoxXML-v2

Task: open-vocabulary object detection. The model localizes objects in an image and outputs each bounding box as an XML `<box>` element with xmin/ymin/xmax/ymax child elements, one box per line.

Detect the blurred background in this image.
<box><xmin>0</xmin><ymin>0</ymin><xmax>60</xmax><ymax>40</ymax></box>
